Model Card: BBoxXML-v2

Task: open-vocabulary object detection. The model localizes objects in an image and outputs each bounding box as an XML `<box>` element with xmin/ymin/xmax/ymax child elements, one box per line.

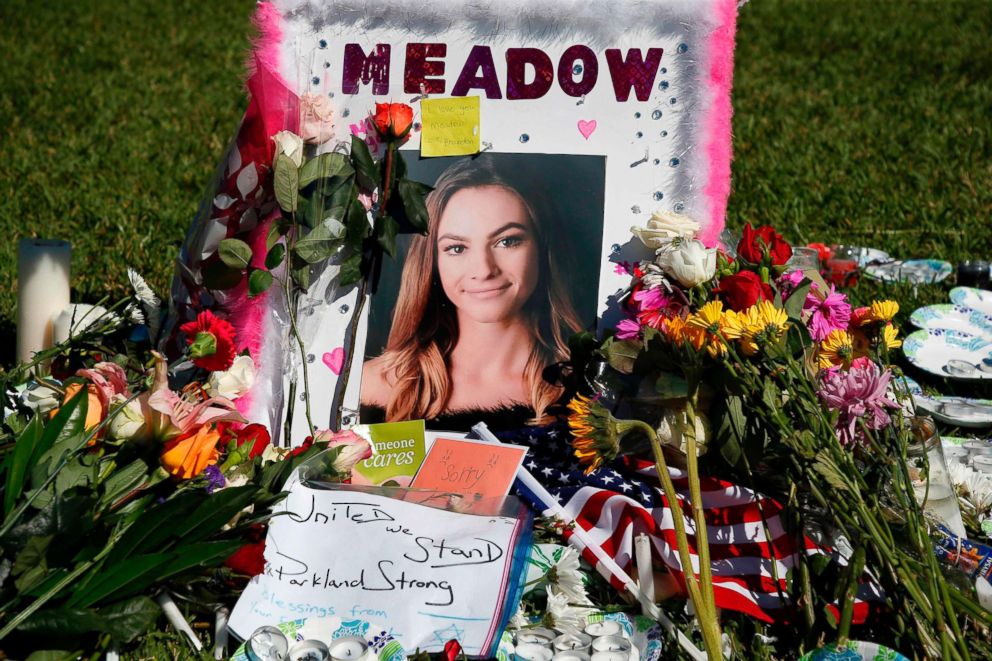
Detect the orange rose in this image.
<box><xmin>160</xmin><ymin>425</ymin><xmax>222</xmax><ymax>480</ymax></box>
<box><xmin>371</xmin><ymin>102</ymin><xmax>413</xmax><ymax>141</ymax></box>
<box><xmin>53</xmin><ymin>383</ymin><xmax>105</xmax><ymax>444</ymax></box>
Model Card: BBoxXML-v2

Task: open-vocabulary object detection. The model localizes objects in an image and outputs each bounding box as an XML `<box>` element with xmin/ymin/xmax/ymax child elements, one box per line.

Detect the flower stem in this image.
<box><xmin>683</xmin><ymin>392</ymin><xmax>718</xmax><ymax>620</ymax></box>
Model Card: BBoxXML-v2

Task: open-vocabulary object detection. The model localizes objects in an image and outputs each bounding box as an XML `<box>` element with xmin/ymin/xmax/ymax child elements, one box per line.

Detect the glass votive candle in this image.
<box><xmin>908</xmin><ymin>417</ymin><xmax>966</xmax><ymax>538</ymax></box>
<box><xmin>786</xmin><ymin>247</ymin><xmax>820</xmax><ymax>271</ymax></box>
<box><xmin>957</xmin><ymin>261</ymin><xmax>992</xmax><ymax>289</ymax></box>
<box><xmin>824</xmin><ymin>258</ymin><xmax>859</xmax><ymax>287</ymax></box>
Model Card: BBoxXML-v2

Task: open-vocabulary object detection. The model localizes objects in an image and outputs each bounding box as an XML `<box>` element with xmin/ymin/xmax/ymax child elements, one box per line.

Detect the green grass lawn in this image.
<box><xmin>0</xmin><ymin>0</ymin><xmax>990</xmax><ymax>367</ymax></box>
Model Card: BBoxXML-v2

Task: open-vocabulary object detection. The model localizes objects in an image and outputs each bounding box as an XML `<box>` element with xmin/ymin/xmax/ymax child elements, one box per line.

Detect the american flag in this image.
<box><xmin>493</xmin><ymin>424</ymin><xmax>883</xmax><ymax>625</ymax></box>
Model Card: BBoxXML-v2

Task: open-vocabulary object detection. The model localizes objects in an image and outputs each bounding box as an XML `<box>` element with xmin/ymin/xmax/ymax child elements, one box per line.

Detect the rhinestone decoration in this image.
<box><xmin>660</xmin><ymin>130</ymin><xmax>668</xmax><ymax>137</ymax></box>
<box><xmin>653</xmin><ymin>192</ymin><xmax>664</xmax><ymax>201</ymax></box>
<box><xmin>677</xmin><ymin>43</ymin><xmax>688</xmax><ymax>54</ymax></box>
<box><xmin>342</xmin><ymin>108</ymin><xmax>350</xmax><ymax>117</ymax></box>
<box><xmin>670</xmin><ymin>97</ymin><xmax>677</xmax><ymax>105</ymax></box>
<box><xmin>611</xmin><ymin>243</ymin><xmax>621</xmax><ymax>254</ymax></box>
<box><xmin>339</xmin><ymin>304</ymin><xmax>350</xmax><ymax>314</ymax></box>
<box><xmin>572</xmin><ymin>63</ymin><xmax>583</xmax><ymax>75</ymax></box>
<box><xmin>519</xmin><ymin>134</ymin><xmax>530</xmax><ymax>143</ymax></box>
<box><xmin>653</xmin><ymin>159</ymin><xmax>660</xmax><ymax>165</ymax></box>
<box><xmin>635</xmin><ymin>131</ymin><xmax>643</xmax><ymax>138</ymax></box>
<box><xmin>660</xmin><ymin>67</ymin><xmax>668</xmax><ymax>74</ymax></box>
<box><xmin>670</xmin><ymin>158</ymin><xmax>680</xmax><ymax>167</ymax></box>
<box><xmin>631</xmin><ymin>205</ymin><xmax>641</xmax><ymax>214</ymax></box>
<box><xmin>319</xmin><ymin>39</ymin><xmax>328</xmax><ymax>49</ymax></box>
<box><xmin>312</xmin><ymin>77</ymin><xmax>320</xmax><ymax>85</ymax></box>
<box><xmin>634</xmin><ymin>112</ymin><xmax>641</xmax><ymax>119</ymax></box>
<box><xmin>306</xmin><ymin>354</ymin><xmax>315</xmax><ymax>364</ymax></box>
<box><xmin>651</xmin><ymin>109</ymin><xmax>662</xmax><ymax>120</ymax></box>
<box><xmin>658</xmin><ymin>81</ymin><xmax>669</xmax><ymax>91</ymax></box>
<box><xmin>675</xmin><ymin>202</ymin><xmax>686</xmax><ymax>212</ymax></box>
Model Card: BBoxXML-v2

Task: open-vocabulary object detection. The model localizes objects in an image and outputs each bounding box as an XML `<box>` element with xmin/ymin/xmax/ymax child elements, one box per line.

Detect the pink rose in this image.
<box><xmin>314</xmin><ymin>429</ymin><xmax>374</xmax><ymax>474</ymax></box>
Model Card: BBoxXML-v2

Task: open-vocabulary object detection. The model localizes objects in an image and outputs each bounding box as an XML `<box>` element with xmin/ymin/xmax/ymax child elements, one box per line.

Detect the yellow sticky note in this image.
<box><xmin>420</xmin><ymin>96</ymin><xmax>480</xmax><ymax>157</ymax></box>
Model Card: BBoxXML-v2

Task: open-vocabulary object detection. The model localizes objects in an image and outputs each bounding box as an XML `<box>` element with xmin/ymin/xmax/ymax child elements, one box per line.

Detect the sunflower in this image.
<box><xmin>739</xmin><ymin>300</ymin><xmax>790</xmax><ymax>356</ymax></box>
<box><xmin>882</xmin><ymin>323</ymin><xmax>902</xmax><ymax>349</ymax></box>
<box><xmin>567</xmin><ymin>395</ymin><xmax>621</xmax><ymax>474</ymax></box>
<box><xmin>869</xmin><ymin>300</ymin><xmax>899</xmax><ymax>323</ymax></box>
<box><xmin>818</xmin><ymin>329</ymin><xmax>855</xmax><ymax>369</ymax></box>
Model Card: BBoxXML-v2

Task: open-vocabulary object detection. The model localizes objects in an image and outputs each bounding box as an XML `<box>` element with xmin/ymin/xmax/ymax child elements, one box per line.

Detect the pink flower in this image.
<box><xmin>299</xmin><ymin>93</ymin><xmax>335</xmax><ymax>144</ymax></box>
<box><xmin>818</xmin><ymin>363</ymin><xmax>899</xmax><ymax>446</ymax></box>
<box><xmin>777</xmin><ymin>270</ymin><xmax>807</xmax><ymax>299</ymax></box>
<box><xmin>615</xmin><ymin>318</ymin><xmax>641</xmax><ymax>340</ymax></box>
<box><xmin>314</xmin><ymin>429</ymin><xmax>374</xmax><ymax>475</ymax></box>
<box><xmin>76</xmin><ymin>362</ymin><xmax>130</xmax><ymax>410</ymax></box>
<box><xmin>145</xmin><ymin>352</ymin><xmax>246</xmax><ymax>442</ymax></box>
<box><xmin>632</xmin><ymin>286</ymin><xmax>672</xmax><ymax>312</ymax></box>
<box><xmin>805</xmin><ymin>286</ymin><xmax>852</xmax><ymax>341</ymax></box>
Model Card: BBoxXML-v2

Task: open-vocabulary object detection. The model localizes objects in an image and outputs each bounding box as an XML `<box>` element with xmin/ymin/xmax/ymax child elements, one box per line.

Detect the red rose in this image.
<box><xmin>807</xmin><ymin>242</ymin><xmax>834</xmax><ymax>263</ymax></box>
<box><xmin>225</xmin><ymin>524</ymin><xmax>266</xmax><ymax>577</ymax></box>
<box><xmin>737</xmin><ymin>223</ymin><xmax>793</xmax><ymax>266</ymax></box>
<box><xmin>716</xmin><ymin>270</ymin><xmax>774</xmax><ymax>311</ymax></box>
<box><xmin>235</xmin><ymin>423</ymin><xmax>271</xmax><ymax>459</ymax></box>
<box><xmin>372</xmin><ymin>103</ymin><xmax>414</xmax><ymax>140</ymax></box>
<box><xmin>179</xmin><ymin>310</ymin><xmax>237</xmax><ymax>373</ymax></box>
<box><xmin>443</xmin><ymin>640</ymin><xmax>463</xmax><ymax>661</ymax></box>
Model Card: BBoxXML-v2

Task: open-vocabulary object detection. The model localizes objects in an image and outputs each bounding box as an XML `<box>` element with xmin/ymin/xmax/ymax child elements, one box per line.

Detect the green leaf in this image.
<box><xmin>266</xmin><ymin>219</ymin><xmax>289</xmax><ymax>251</ymax></box>
<box><xmin>70</xmin><ymin>553</ymin><xmax>172</xmax><ymax>608</ymax></box>
<box><xmin>265</xmin><ymin>243</ymin><xmax>286</xmax><ymax>270</ymax></box>
<box><xmin>13</xmin><ymin>535</ymin><xmax>52</xmax><ymax>592</ymax></box>
<box><xmin>715</xmin><ymin>395</ymin><xmax>747</xmax><ymax>467</ymax></box>
<box><xmin>218</xmin><ymin>238</ymin><xmax>253</xmax><ymax>270</ymax></box>
<box><xmin>19</xmin><ymin>607</ymin><xmax>104</xmax><ymax>637</ymax></box>
<box><xmin>248</xmin><ymin>269</ymin><xmax>273</xmax><ymax>297</ymax></box>
<box><xmin>25</xmin><ymin>652</ymin><xmax>77</xmax><ymax>661</ymax></box>
<box><xmin>345</xmin><ymin>197</ymin><xmax>371</xmax><ymax>252</ymax></box>
<box><xmin>784</xmin><ymin>278</ymin><xmax>813</xmax><ymax>321</ymax></box>
<box><xmin>201</xmin><ymin>259</ymin><xmax>243</xmax><ymax>290</ymax></box>
<box><xmin>397</xmin><ymin>178</ymin><xmax>432</xmax><ymax>233</ymax></box>
<box><xmin>655</xmin><ymin>372</ymin><xmax>688</xmax><ymax>399</ymax></box>
<box><xmin>274</xmin><ymin>153</ymin><xmax>300</xmax><ymax>212</ymax></box>
<box><xmin>98</xmin><ymin>459</ymin><xmax>150</xmax><ymax>510</ymax></box>
<box><xmin>4</xmin><ymin>414</ymin><xmax>44</xmax><ymax>517</ymax></box>
<box><xmin>601</xmin><ymin>337</ymin><xmax>640</xmax><ymax>374</ymax></box>
<box><xmin>171</xmin><ymin>486</ymin><xmax>259</xmax><ymax>542</ymax></box>
<box><xmin>294</xmin><ymin>219</ymin><xmax>346</xmax><ymax>264</ymax></box>
<box><xmin>299</xmin><ymin>152</ymin><xmax>353</xmax><ymax>188</ymax></box>
<box><xmin>28</xmin><ymin>389</ymin><xmax>89</xmax><ymax>492</ymax></box>
<box><xmin>375</xmin><ymin>215</ymin><xmax>399</xmax><ymax>257</ymax></box>
<box><xmin>339</xmin><ymin>253</ymin><xmax>364</xmax><ymax>287</ymax></box>
<box><xmin>107</xmin><ymin>491</ymin><xmax>204</xmax><ymax>564</ymax></box>
<box><xmin>100</xmin><ymin>596</ymin><xmax>161</xmax><ymax>642</ymax></box>
<box><xmin>350</xmin><ymin>135</ymin><xmax>378</xmax><ymax>189</ymax></box>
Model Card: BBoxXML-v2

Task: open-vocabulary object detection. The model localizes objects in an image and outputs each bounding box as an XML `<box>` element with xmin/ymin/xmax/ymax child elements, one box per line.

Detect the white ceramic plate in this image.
<box><xmin>950</xmin><ymin>287</ymin><xmax>992</xmax><ymax>317</ymax></box>
<box><xmin>913</xmin><ymin>394</ymin><xmax>992</xmax><ymax>427</ymax></box>
<box><xmin>865</xmin><ymin>259</ymin><xmax>953</xmax><ymax>284</ymax></box>
<box><xmin>910</xmin><ymin>304</ymin><xmax>992</xmax><ymax>340</ymax></box>
<box><xmin>903</xmin><ymin>328</ymin><xmax>992</xmax><ymax>380</ymax></box>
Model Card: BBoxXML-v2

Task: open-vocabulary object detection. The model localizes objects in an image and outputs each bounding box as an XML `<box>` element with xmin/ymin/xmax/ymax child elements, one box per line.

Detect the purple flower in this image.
<box><xmin>818</xmin><ymin>363</ymin><xmax>899</xmax><ymax>446</ymax></box>
<box><xmin>615</xmin><ymin>318</ymin><xmax>642</xmax><ymax>340</ymax></box>
<box><xmin>805</xmin><ymin>286</ymin><xmax>852</xmax><ymax>341</ymax></box>
<box><xmin>204</xmin><ymin>464</ymin><xmax>226</xmax><ymax>494</ymax></box>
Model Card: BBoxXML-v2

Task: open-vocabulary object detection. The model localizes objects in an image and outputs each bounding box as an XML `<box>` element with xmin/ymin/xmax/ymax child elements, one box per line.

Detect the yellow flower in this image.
<box><xmin>687</xmin><ymin>301</ymin><xmax>725</xmax><ymax>334</ymax></box>
<box><xmin>739</xmin><ymin>300</ymin><xmax>789</xmax><ymax>356</ymax></box>
<box><xmin>664</xmin><ymin>315</ymin><xmax>687</xmax><ymax>343</ymax></box>
<box><xmin>567</xmin><ymin>395</ymin><xmax>620</xmax><ymax>474</ymax></box>
<box><xmin>818</xmin><ymin>329</ymin><xmax>855</xmax><ymax>369</ymax></box>
<box><xmin>719</xmin><ymin>309</ymin><xmax>745</xmax><ymax>341</ymax></box>
<box><xmin>869</xmin><ymin>300</ymin><xmax>899</xmax><ymax>322</ymax></box>
<box><xmin>882</xmin><ymin>323</ymin><xmax>902</xmax><ymax>349</ymax></box>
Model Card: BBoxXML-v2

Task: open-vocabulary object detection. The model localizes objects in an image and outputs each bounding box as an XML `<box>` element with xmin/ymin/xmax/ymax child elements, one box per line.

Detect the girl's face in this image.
<box><xmin>436</xmin><ymin>185</ymin><xmax>540</xmax><ymax>324</ymax></box>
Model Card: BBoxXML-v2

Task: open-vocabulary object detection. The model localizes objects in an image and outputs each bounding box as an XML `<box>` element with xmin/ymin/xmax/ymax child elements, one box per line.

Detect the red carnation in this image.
<box><xmin>715</xmin><ymin>270</ymin><xmax>775</xmax><ymax>311</ymax></box>
<box><xmin>737</xmin><ymin>223</ymin><xmax>793</xmax><ymax>266</ymax></box>
<box><xmin>235</xmin><ymin>423</ymin><xmax>271</xmax><ymax>459</ymax></box>
<box><xmin>180</xmin><ymin>310</ymin><xmax>237</xmax><ymax>372</ymax></box>
<box><xmin>372</xmin><ymin>103</ymin><xmax>414</xmax><ymax>141</ymax></box>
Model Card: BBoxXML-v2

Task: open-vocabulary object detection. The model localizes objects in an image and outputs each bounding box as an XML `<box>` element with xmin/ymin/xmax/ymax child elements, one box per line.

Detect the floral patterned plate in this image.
<box><xmin>912</xmin><ymin>394</ymin><xmax>992</xmax><ymax>428</ymax></box>
<box><xmin>903</xmin><ymin>328</ymin><xmax>992</xmax><ymax>380</ymax></box>
<box><xmin>950</xmin><ymin>287</ymin><xmax>992</xmax><ymax>317</ymax></box>
<box><xmin>800</xmin><ymin>639</ymin><xmax>909</xmax><ymax>660</ymax></box>
<box><xmin>864</xmin><ymin>259</ymin><xmax>952</xmax><ymax>284</ymax></box>
<box><xmin>230</xmin><ymin>617</ymin><xmax>405</xmax><ymax>661</ymax></box>
<box><xmin>910</xmin><ymin>304</ymin><xmax>992</xmax><ymax>340</ymax></box>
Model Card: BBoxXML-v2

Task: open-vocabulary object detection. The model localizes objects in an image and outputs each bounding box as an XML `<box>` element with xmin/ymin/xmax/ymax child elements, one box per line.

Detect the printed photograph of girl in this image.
<box><xmin>360</xmin><ymin>153</ymin><xmax>605</xmax><ymax>431</ymax></box>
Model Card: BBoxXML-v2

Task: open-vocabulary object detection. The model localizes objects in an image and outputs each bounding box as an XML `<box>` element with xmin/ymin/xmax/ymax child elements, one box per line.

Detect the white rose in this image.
<box><xmin>630</xmin><ymin>211</ymin><xmax>701</xmax><ymax>249</ymax></box>
<box><xmin>19</xmin><ymin>380</ymin><xmax>61</xmax><ymax>414</ymax></box>
<box><xmin>272</xmin><ymin>130</ymin><xmax>304</xmax><ymax>168</ymax></box>
<box><xmin>657</xmin><ymin>407</ymin><xmax>710</xmax><ymax>456</ymax></box>
<box><xmin>207</xmin><ymin>355</ymin><xmax>256</xmax><ymax>400</ymax></box>
<box><xmin>656</xmin><ymin>239</ymin><xmax>717</xmax><ymax>287</ymax></box>
<box><xmin>108</xmin><ymin>394</ymin><xmax>147</xmax><ymax>441</ymax></box>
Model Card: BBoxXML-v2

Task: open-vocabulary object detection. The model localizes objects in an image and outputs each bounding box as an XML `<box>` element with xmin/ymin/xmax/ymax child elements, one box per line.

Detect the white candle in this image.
<box><xmin>52</xmin><ymin>303</ymin><xmax>113</xmax><ymax>345</ymax></box>
<box><xmin>514</xmin><ymin>643</ymin><xmax>554</xmax><ymax>661</ymax></box>
<box><xmin>516</xmin><ymin>628</ymin><xmax>556</xmax><ymax>645</ymax></box>
<box><xmin>590</xmin><ymin>652</ymin><xmax>629</xmax><ymax>661</ymax></box>
<box><xmin>591</xmin><ymin>636</ymin><xmax>631</xmax><ymax>654</ymax></box>
<box><xmin>553</xmin><ymin>633</ymin><xmax>592</xmax><ymax>652</ymax></box>
<box><xmin>328</xmin><ymin>636</ymin><xmax>368</xmax><ymax>661</ymax></box>
<box><xmin>583</xmin><ymin>621</ymin><xmax>622</xmax><ymax>638</ymax></box>
<box><xmin>17</xmin><ymin>239</ymin><xmax>70</xmax><ymax>364</ymax></box>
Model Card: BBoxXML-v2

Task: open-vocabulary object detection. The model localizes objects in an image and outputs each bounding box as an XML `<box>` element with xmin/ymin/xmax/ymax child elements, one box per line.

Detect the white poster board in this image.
<box><xmin>229</xmin><ymin>481</ymin><xmax>531</xmax><ymax>655</ymax></box>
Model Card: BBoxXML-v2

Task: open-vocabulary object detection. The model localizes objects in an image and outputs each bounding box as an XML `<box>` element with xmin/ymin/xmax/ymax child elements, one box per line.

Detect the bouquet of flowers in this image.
<box><xmin>560</xmin><ymin>212</ymin><xmax>992</xmax><ymax>658</ymax></box>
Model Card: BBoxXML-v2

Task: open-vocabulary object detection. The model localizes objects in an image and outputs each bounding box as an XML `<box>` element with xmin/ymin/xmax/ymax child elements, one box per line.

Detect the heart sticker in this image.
<box><xmin>322</xmin><ymin>347</ymin><xmax>345</xmax><ymax>375</ymax></box>
<box><xmin>577</xmin><ymin>119</ymin><xmax>597</xmax><ymax>140</ymax></box>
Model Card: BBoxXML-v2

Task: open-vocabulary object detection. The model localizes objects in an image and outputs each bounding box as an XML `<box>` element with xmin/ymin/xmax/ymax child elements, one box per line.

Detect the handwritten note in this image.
<box><xmin>412</xmin><ymin>437</ymin><xmax>527</xmax><ymax>499</ymax></box>
<box><xmin>420</xmin><ymin>96</ymin><xmax>480</xmax><ymax>157</ymax></box>
<box><xmin>229</xmin><ymin>481</ymin><xmax>530</xmax><ymax>656</ymax></box>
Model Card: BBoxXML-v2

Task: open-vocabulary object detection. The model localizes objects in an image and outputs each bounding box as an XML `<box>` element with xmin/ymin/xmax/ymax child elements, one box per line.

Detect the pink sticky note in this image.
<box><xmin>411</xmin><ymin>437</ymin><xmax>527</xmax><ymax>500</ymax></box>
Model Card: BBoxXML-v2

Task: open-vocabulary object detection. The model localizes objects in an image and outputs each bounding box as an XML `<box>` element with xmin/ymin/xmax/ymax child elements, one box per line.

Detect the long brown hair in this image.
<box><xmin>378</xmin><ymin>155</ymin><xmax>583</xmax><ymax>422</ymax></box>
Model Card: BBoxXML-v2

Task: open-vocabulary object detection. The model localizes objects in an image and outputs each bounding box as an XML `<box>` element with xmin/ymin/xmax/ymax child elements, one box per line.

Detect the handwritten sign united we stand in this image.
<box><xmin>229</xmin><ymin>478</ymin><xmax>531</xmax><ymax>655</ymax></box>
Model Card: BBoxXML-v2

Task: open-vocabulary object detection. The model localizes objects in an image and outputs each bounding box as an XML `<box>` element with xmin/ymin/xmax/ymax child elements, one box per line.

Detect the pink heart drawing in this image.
<box><xmin>577</xmin><ymin>119</ymin><xmax>597</xmax><ymax>140</ymax></box>
<box><xmin>322</xmin><ymin>347</ymin><xmax>345</xmax><ymax>375</ymax></box>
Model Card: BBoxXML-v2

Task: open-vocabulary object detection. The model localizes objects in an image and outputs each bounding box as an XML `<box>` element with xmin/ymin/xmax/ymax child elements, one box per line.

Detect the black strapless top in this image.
<box><xmin>359</xmin><ymin>403</ymin><xmax>536</xmax><ymax>432</ymax></box>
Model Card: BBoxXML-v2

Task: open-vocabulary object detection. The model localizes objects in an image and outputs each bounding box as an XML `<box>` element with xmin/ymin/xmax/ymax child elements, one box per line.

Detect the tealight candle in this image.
<box><xmin>553</xmin><ymin>633</ymin><xmax>592</xmax><ymax>653</ymax></box>
<box><xmin>516</xmin><ymin>628</ymin><xmax>556</xmax><ymax>646</ymax></box>
<box><xmin>289</xmin><ymin>639</ymin><xmax>331</xmax><ymax>661</ymax></box>
<box><xmin>965</xmin><ymin>441</ymin><xmax>992</xmax><ymax>457</ymax></box>
<box><xmin>590</xmin><ymin>652</ymin><xmax>629</xmax><ymax>661</ymax></box>
<box><xmin>583</xmin><ymin>621</ymin><xmax>622</xmax><ymax>638</ymax></box>
<box><xmin>552</xmin><ymin>652</ymin><xmax>590</xmax><ymax>661</ymax></box>
<box><xmin>16</xmin><ymin>239</ymin><xmax>70</xmax><ymax>365</ymax></box>
<box><xmin>591</xmin><ymin>636</ymin><xmax>631</xmax><ymax>654</ymax></box>
<box><xmin>328</xmin><ymin>637</ymin><xmax>368</xmax><ymax>661</ymax></box>
<box><xmin>515</xmin><ymin>643</ymin><xmax>554</xmax><ymax>661</ymax></box>
<box><xmin>973</xmin><ymin>455</ymin><xmax>992</xmax><ymax>474</ymax></box>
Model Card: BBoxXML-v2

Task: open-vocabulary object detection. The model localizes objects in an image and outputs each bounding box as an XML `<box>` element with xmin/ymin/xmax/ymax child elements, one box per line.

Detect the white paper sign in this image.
<box><xmin>229</xmin><ymin>481</ymin><xmax>529</xmax><ymax>655</ymax></box>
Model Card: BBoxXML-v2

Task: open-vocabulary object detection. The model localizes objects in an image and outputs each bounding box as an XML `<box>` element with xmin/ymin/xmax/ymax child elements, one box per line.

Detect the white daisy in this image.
<box><xmin>545</xmin><ymin>547</ymin><xmax>590</xmax><ymax>606</ymax></box>
<box><xmin>127</xmin><ymin>268</ymin><xmax>161</xmax><ymax>308</ymax></box>
<box><xmin>542</xmin><ymin>587</ymin><xmax>592</xmax><ymax>633</ymax></box>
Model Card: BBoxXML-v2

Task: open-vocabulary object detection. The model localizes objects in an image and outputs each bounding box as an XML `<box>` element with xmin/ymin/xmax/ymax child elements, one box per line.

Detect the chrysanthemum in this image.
<box><xmin>543</xmin><ymin>587</ymin><xmax>593</xmax><ymax>633</ymax></box>
<box><xmin>632</xmin><ymin>285</ymin><xmax>672</xmax><ymax>312</ymax></box>
<box><xmin>882</xmin><ymin>323</ymin><xmax>902</xmax><ymax>349</ymax></box>
<box><xmin>818</xmin><ymin>329</ymin><xmax>856</xmax><ymax>369</ymax></box>
<box><xmin>739</xmin><ymin>300</ymin><xmax>789</xmax><ymax>356</ymax></box>
<box><xmin>817</xmin><ymin>363</ymin><xmax>899</xmax><ymax>446</ymax></box>
<box><xmin>544</xmin><ymin>547</ymin><xmax>590</xmax><ymax>605</ymax></box>
<box><xmin>568</xmin><ymin>395</ymin><xmax>620</xmax><ymax>474</ymax></box>
<box><xmin>869</xmin><ymin>300</ymin><xmax>899</xmax><ymax>322</ymax></box>
<box><xmin>687</xmin><ymin>301</ymin><xmax>740</xmax><ymax>357</ymax></box>
<box><xmin>615</xmin><ymin>318</ymin><xmax>641</xmax><ymax>340</ymax></box>
<box><xmin>805</xmin><ymin>286</ymin><xmax>852</xmax><ymax>342</ymax></box>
